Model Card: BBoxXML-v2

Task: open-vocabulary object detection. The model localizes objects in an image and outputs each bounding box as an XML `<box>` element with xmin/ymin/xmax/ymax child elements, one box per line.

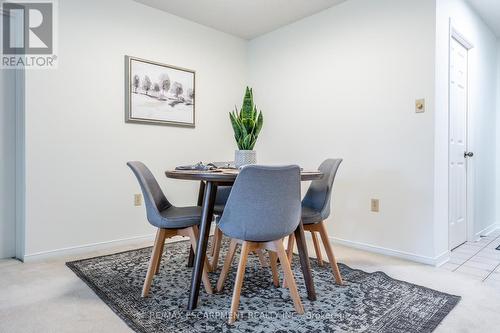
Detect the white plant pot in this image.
<box><xmin>234</xmin><ymin>150</ymin><xmax>257</xmax><ymax>168</ymax></box>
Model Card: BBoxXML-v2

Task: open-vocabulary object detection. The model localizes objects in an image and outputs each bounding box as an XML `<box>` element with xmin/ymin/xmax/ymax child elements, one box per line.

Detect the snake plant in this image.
<box><xmin>229</xmin><ymin>87</ymin><xmax>264</xmax><ymax>150</ymax></box>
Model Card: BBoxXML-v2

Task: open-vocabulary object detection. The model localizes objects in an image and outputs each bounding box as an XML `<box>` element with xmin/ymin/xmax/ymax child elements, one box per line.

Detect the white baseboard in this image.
<box><xmin>23</xmin><ymin>225</ymin><xmax>463</xmax><ymax>267</ymax></box>
<box><xmin>329</xmin><ymin>236</ymin><xmax>450</xmax><ymax>267</ymax></box>
<box><xmin>433</xmin><ymin>251</ymin><xmax>452</xmax><ymax>267</ymax></box>
<box><xmin>22</xmin><ymin>225</ymin><xmax>220</xmax><ymax>263</ymax></box>
<box><xmin>22</xmin><ymin>233</ymin><xmax>157</xmax><ymax>262</ymax></box>
<box><xmin>474</xmin><ymin>223</ymin><xmax>500</xmax><ymax>240</ymax></box>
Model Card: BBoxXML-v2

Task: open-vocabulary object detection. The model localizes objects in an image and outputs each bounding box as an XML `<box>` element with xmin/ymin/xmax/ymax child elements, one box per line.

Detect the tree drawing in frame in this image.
<box><xmin>126</xmin><ymin>56</ymin><xmax>195</xmax><ymax>127</ymax></box>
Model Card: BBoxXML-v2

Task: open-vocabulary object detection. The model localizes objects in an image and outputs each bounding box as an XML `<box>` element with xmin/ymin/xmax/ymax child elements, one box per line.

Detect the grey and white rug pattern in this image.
<box><xmin>67</xmin><ymin>240</ymin><xmax>460</xmax><ymax>333</ymax></box>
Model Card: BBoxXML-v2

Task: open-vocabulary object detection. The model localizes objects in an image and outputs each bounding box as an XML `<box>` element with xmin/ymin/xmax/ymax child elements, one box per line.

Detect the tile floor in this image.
<box><xmin>441</xmin><ymin>229</ymin><xmax>500</xmax><ymax>287</ymax></box>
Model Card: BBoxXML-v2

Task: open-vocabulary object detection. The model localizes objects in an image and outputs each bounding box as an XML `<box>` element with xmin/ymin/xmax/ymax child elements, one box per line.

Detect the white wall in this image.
<box><xmin>435</xmin><ymin>0</ymin><xmax>499</xmax><ymax>255</ymax></box>
<box><xmin>22</xmin><ymin>0</ymin><xmax>247</xmax><ymax>257</ymax></box>
<box><xmin>248</xmin><ymin>0</ymin><xmax>438</xmax><ymax>261</ymax></box>
<box><xmin>0</xmin><ymin>68</ymin><xmax>16</xmax><ymax>259</ymax></box>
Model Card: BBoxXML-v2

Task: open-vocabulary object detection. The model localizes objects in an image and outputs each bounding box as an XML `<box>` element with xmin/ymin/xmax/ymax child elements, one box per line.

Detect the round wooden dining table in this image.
<box><xmin>165</xmin><ymin>168</ymin><xmax>323</xmax><ymax>310</ymax></box>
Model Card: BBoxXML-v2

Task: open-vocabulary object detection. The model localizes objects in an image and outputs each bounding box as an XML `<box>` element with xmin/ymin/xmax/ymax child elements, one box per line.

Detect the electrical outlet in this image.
<box><xmin>371</xmin><ymin>199</ymin><xmax>380</xmax><ymax>212</ymax></box>
<box><xmin>134</xmin><ymin>194</ymin><xmax>142</xmax><ymax>206</ymax></box>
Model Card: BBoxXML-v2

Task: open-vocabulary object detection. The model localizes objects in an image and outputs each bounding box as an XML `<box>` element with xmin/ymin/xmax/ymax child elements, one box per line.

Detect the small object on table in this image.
<box><xmin>175</xmin><ymin>162</ymin><xmax>217</xmax><ymax>171</ymax></box>
<box><xmin>209</xmin><ymin>161</ymin><xmax>236</xmax><ymax>169</ymax></box>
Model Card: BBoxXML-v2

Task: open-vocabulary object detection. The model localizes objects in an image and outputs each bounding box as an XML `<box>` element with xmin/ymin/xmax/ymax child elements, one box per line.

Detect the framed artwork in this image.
<box><xmin>125</xmin><ymin>56</ymin><xmax>195</xmax><ymax>127</ymax></box>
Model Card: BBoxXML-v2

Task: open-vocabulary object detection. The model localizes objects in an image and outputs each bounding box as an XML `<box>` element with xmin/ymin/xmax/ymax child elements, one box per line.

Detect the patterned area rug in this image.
<box><xmin>67</xmin><ymin>240</ymin><xmax>460</xmax><ymax>333</ymax></box>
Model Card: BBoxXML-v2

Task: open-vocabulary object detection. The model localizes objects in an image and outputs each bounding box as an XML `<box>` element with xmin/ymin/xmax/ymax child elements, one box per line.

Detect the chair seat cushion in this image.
<box><xmin>157</xmin><ymin>206</ymin><xmax>202</xmax><ymax>229</ymax></box>
<box><xmin>301</xmin><ymin>206</ymin><xmax>323</xmax><ymax>225</ymax></box>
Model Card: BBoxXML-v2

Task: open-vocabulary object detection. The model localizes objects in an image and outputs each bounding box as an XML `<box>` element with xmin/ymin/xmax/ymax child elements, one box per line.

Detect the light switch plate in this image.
<box><xmin>415</xmin><ymin>99</ymin><xmax>425</xmax><ymax>113</ymax></box>
<box><xmin>371</xmin><ymin>199</ymin><xmax>380</xmax><ymax>212</ymax></box>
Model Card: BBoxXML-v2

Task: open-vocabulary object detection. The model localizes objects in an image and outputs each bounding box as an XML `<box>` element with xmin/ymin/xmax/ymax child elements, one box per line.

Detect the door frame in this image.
<box><xmin>1</xmin><ymin>4</ymin><xmax>27</xmax><ymax>261</ymax></box>
<box><xmin>3</xmin><ymin>7</ymin><xmax>27</xmax><ymax>260</ymax></box>
<box><xmin>447</xmin><ymin>20</ymin><xmax>475</xmax><ymax>249</ymax></box>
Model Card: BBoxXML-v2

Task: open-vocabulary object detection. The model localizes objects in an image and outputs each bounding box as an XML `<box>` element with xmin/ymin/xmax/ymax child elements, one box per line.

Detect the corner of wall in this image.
<box><xmin>15</xmin><ymin>68</ymin><xmax>26</xmax><ymax>261</ymax></box>
<box><xmin>433</xmin><ymin>0</ymin><xmax>451</xmax><ymax>258</ymax></box>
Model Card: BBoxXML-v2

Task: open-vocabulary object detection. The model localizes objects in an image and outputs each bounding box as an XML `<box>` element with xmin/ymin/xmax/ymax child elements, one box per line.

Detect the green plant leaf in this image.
<box><xmin>240</xmin><ymin>119</ymin><xmax>249</xmax><ymax>139</ymax></box>
<box><xmin>248</xmin><ymin>135</ymin><xmax>257</xmax><ymax>150</ymax></box>
<box><xmin>241</xmin><ymin>87</ymin><xmax>253</xmax><ymax>119</ymax></box>
<box><xmin>229</xmin><ymin>112</ymin><xmax>242</xmax><ymax>140</ymax></box>
<box><xmin>250</xmin><ymin>105</ymin><xmax>257</xmax><ymax>123</ymax></box>
<box><xmin>236</xmin><ymin>137</ymin><xmax>244</xmax><ymax>150</ymax></box>
<box><xmin>242</xmin><ymin>118</ymin><xmax>255</xmax><ymax>132</ymax></box>
<box><xmin>239</xmin><ymin>137</ymin><xmax>245</xmax><ymax>150</ymax></box>
<box><xmin>254</xmin><ymin>111</ymin><xmax>263</xmax><ymax>137</ymax></box>
<box><xmin>242</xmin><ymin>134</ymin><xmax>252</xmax><ymax>150</ymax></box>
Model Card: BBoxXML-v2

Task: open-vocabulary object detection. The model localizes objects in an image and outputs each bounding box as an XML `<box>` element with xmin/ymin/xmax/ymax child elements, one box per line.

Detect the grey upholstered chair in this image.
<box><xmin>127</xmin><ymin>161</ymin><xmax>213</xmax><ymax>297</ymax></box>
<box><xmin>213</xmin><ymin>186</ymin><xmax>232</xmax><ymax>215</ymax></box>
<box><xmin>209</xmin><ymin>186</ymin><xmax>268</xmax><ymax>271</ymax></box>
<box><xmin>215</xmin><ymin>165</ymin><xmax>304</xmax><ymax>324</ymax></box>
<box><xmin>286</xmin><ymin>159</ymin><xmax>343</xmax><ymax>286</ymax></box>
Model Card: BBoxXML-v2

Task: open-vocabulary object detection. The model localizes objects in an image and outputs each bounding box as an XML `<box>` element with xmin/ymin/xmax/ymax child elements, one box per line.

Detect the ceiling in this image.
<box><xmin>467</xmin><ymin>0</ymin><xmax>500</xmax><ymax>37</ymax></box>
<box><xmin>134</xmin><ymin>0</ymin><xmax>347</xmax><ymax>40</ymax></box>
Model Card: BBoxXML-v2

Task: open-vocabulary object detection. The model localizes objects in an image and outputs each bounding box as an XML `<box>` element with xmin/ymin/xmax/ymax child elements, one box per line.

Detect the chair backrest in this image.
<box><xmin>302</xmin><ymin>159</ymin><xmax>342</xmax><ymax>220</ymax></box>
<box><xmin>218</xmin><ymin>165</ymin><xmax>301</xmax><ymax>242</ymax></box>
<box><xmin>127</xmin><ymin>161</ymin><xmax>171</xmax><ymax>224</ymax></box>
<box><xmin>215</xmin><ymin>186</ymin><xmax>232</xmax><ymax>206</ymax></box>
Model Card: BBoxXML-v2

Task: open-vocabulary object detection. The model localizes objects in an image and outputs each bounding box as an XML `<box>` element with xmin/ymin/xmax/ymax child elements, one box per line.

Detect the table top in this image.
<box><xmin>165</xmin><ymin>168</ymin><xmax>323</xmax><ymax>182</ymax></box>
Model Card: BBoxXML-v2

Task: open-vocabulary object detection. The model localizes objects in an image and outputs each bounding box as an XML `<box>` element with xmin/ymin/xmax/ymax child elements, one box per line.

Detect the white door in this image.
<box><xmin>449</xmin><ymin>37</ymin><xmax>469</xmax><ymax>250</ymax></box>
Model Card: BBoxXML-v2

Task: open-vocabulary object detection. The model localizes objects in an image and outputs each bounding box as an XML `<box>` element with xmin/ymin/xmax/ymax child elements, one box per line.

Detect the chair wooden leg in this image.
<box><xmin>286</xmin><ymin>233</ymin><xmax>295</xmax><ymax>261</ymax></box>
<box><xmin>154</xmin><ymin>236</ymin><xmax>166</xmax><ymax>275</ymax></box>
<box><xmin>209</xmin><ymin>227</ymin><xmax>223</xmax><ymax>272</ymax></box>
<box><xmin>311</xmin><ymin>231</ymin><xmax>324</xmax><ymax>267</ymax></box>
<box><xmin>318</xmin><ymin>222</ymin><xmax>343</xmax><ymax>285</ymax></box>
<box><xmin>229</xmin><ymin>241</ymin><xmax>250</xmax><ymax>324</ymax></box>
<box><xmin>268</xmin><ymin>251</ymin><xmax>280</xmax><ymax>287</ymax></box>
<box><xmin>255</xmin><ymin>249</ymin><xmax>268</xmax><ymax>268</ymax></box>
<box><xmin>142</xmin><ymin>228</ymin><xmax>167</xmax><ymax>297</ymax></box>
<box><xmin>209</xmin><ymin>223</ymin><xmax>220</xmax><ymax>256</ymax></box>
<box><xmin>275</xmin><ymin>239</ymin><xmax>304</xmax><ymax>315</ymax></box>
<box><xmin>186</xmin><ymin>226</ymin><xmax>214</xmax><ymax>294</ymax></box>
<box><xmin>209</xmin><ymin>231</ymin><xmax>216</xmax><ymax>257</ymax></box>
<box><xmin>216</xmin><ymin>239</ymin><xmax>238</xmax><ymax>292</ymax></box>
<box><xmin>282</xmin><ymin>233</ymin><xmax>296</xmax><ymax>288</ymax></box>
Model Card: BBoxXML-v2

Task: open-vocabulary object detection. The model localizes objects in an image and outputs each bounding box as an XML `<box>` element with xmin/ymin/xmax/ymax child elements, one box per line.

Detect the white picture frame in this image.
<box><xmin>125</xmin><ymin>55</ymin><xmax>195</xmax><ymax>127</ymax></box>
